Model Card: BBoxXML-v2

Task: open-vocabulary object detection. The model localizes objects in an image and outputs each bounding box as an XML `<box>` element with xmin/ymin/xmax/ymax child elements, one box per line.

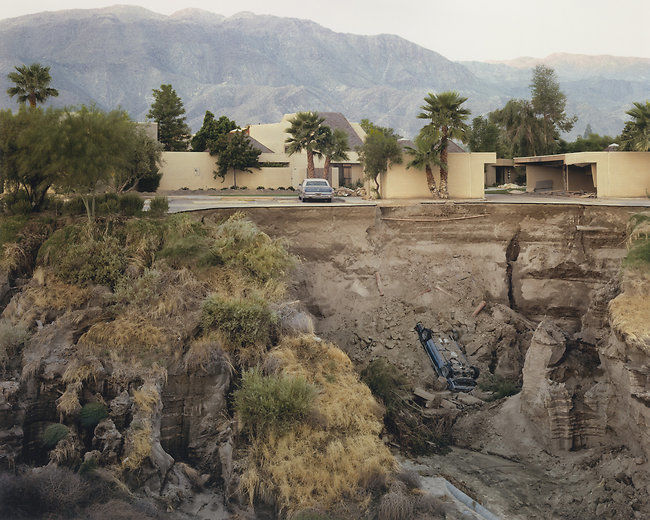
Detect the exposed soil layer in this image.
<box><xmin>200</xmin><ymin>202</ymin><xmax>648</xmax><ymax>519</ymax></box>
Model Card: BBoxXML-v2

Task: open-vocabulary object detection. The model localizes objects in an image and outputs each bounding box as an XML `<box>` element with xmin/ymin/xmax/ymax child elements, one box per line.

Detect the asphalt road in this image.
<box><xmin>148</xmin><ymin>193</ymin><xmax>650</xmax><ymax>213</ymax></box>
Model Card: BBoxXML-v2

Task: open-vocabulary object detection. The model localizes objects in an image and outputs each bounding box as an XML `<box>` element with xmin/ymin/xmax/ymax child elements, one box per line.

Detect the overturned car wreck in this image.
<box><xmin>414</xmin><ymin>322</ymin><xmax>480</xmax><ymax>392</ymax></box>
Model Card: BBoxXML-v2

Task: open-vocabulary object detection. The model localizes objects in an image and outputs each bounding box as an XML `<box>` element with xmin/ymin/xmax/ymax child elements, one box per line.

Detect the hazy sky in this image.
<box><xmin>1</xmin><ymin>1</ymin><xmax>649</xmax><ymax>61</ymax></box>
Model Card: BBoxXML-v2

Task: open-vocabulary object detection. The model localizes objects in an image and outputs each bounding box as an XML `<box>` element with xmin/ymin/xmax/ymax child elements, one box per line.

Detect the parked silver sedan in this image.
<box><xmin>297</xmin><ymin>179</ymin><xmax>334</xmax><ymax>202</ymax></box>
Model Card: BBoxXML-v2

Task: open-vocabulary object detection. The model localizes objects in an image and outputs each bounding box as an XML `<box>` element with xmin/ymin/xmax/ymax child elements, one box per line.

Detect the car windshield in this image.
<box><xmin>306</xmin><ymin>180</ymin><xmax>329</xmax><ymax>186</ymax></box>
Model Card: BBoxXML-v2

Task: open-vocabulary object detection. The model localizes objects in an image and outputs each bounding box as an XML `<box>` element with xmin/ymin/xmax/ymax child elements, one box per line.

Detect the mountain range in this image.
<box><xmin>0</xmin><ymin>5</ymin><xmax>648</xmax><ymax>139</ymax></box>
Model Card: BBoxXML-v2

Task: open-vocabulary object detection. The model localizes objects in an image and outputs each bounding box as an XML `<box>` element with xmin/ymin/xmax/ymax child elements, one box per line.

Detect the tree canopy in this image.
<box><xmin>321</xmin><ymin>128</ymin><xmax>350</xmax><ymax>181</ymax></box>
<box><xmin>0</xmin><ymin>106</ymin><xmax>62</xmax><ymax>211</ymax></box>
<box><xmin>191</xmin><ymin>111</ymin><xmax>239</xmax><ymax>152</ymax></box>
<box><xmin>6</xmin><ymin>63</ymin><xmax>59</xmax><ymax>107</ymax></box>
<box><xmin>211</xmin><ymin>132</ymin><xmax>262</xmax><ymax>187</ymax></box>
<box><xmin>358</xmin><ymin>123</ymin><xmax>402</xmax><ymax>196</ymax></box>
<box><xmin>620</xmin><ymin>101</ymin><xmax>650</xmax><ymax>151</ymax></box>
<box><xmin>285</xmin><ymin>112</ymin><xmax>329</xmax><ymax>178</ymax></box>
<box><xmin>405</xmin><ymin>126</ymin><xmax>441</xmax><ymax>197</ymax></box>
<box><xmin>417</xmin><ymin>91</ymin><xmax>470</xmax><ymax>198</ymax></box>
<box><xmin>147</xmin><ymin>84</ymin><xmax>191</xmax><ymax>151</ymax></box>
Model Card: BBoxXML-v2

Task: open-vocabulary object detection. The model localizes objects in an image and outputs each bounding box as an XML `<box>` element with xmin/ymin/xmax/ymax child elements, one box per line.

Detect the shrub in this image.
<box><xmin>0</xmin><ymin>320</ymin><xmax>29</xmax><ymax>367</ymax></box>
<box><xmin>239</xmin><ymin>186</ymin><xmax>247</xmax><ymax>190</ymax></box>
<box><xmin>118</xmin><ymin>193</ymin><xmax>144</xmax><ymax>216</ymax></box>
<box><xmin>287</xmin><ymin>186</ymin><xmax>295</xmax><ymax>191</ymax></box>
<box><xmin>157</xmin><ymin>214</ymin><xmax>212</xmax><ymax>268</ymax></box>
<box><xmin>136</xmin><ymin>172</ymin><xmax>162</xmax><ymax>192</ymax></box>
<box><xmin>3</xmin><ymin>190</ymin><xmax>32</xmax><ymax>215</ymax></box>
<box><xmin>362</xmin><ymin>359</ymin><xmax>449</xmax><ymax>456</ymax></box>
<box><xmin>148</xmin><ymin>195</ymin><xmax>168</xmax><ymax>216</ymax></box>
<box><xmin>478</xmin><ymin>374</ymin><xmax>521</xmax><ymax>400</ymax></box>
<box><xmin>377</xmin><ymin>490</ymin><xmax>414</xmax><ymax>520</ymax></box>
<box><xmin>201</xmin><ymin>294</ymin><xmax>277</xmax><ymax>350</ymax></box>
<box><xmin>0</xmin><ymin>466</ymin><xmax>91</xmax><ymax>518</ymax></box>
<box><xmin>42</xmin><ymin>423</ymin><xmax>69</xmax><ymax>449</ymax></box>
<box><xmin>208</xmin><ymin>212</ymin><xmax>294</xmax><ymax>282</ymax></box>
<box><xmin>61</xmin><ymin>196</ymin><xmax>87</xmax><ymax>216</ymax></box>
<box><xmin>256</xmin><ymin>186</ymin><xmax>265</xmax><ymax>190</ymax></box>
<box><xmin>79</xmin><ymin>402</ymin><xmax>108</xmax><ymax>428</ymax></box>
<box><xmin>395</xmin><ymin>469</ymin><xmax>421</xmax><ymax>490</ymax></box>
<box><xmin>277</xmin><ymin>186</ymin><xmax>285</xmax><ymax>190</ymax></box>
<box><xmin>361</xmin><ymin>358</ymin><xmax>408</xmax><ymax>408</ymax></box>
<box><xmin>234</xmin><ymin>369</ymin><xmax>316</xmax><ymax>435</ymax></box>
<box><xmin>39</xmin><ymin>226</ymin><xmax>126</xmax><ymax>288</ymax></box>
<box><xmin>624</xmin><ymin>239</ymin><xmax>650</xmax><ymax>269</ymax></box>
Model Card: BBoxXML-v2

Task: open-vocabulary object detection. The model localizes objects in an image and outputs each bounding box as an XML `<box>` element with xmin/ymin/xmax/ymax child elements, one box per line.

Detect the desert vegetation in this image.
<box><xmin>0</xmin><ymin>206</ymin><xmax>460</xmax><ymax>518</ymax></box>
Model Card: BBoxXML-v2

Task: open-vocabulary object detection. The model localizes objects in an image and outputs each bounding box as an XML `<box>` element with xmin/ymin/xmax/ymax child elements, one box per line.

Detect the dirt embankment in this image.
<box><xmin>217</xmin><ymin>202</ymin><xmax>648</xmax><ymax>519</ymax></box>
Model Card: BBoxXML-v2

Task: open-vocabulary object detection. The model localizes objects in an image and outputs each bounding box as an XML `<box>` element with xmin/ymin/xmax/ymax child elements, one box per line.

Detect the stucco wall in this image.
<box><xmin>378</xmin><ymin>153</ymin><xmax>494</xmax><ymax>199</ymax></box>
<box><xmin>525</xmin><ymin>165</ymin><xmax>564</xmax><ymax>192</ymax></box>
<box><xmin>522</xmin><ymin>152</ymin><xmax>650</xmax><ymax>198</ymax></box>
<box><xmin>595</xmin><ymin>152</ymin><xmax>650</xmax><ymax>198</ymax></box>
<box><xmin>158</xmin><ymin>152</ymin><xmax>293</xmax><ymax>191</ymax></box>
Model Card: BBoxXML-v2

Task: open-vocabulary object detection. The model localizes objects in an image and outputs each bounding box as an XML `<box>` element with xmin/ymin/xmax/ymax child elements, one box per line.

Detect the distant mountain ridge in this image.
<box><xmin>0</xmin><ymin>6</ymin><xmax>647</xmax><ymax>138</ymax></box>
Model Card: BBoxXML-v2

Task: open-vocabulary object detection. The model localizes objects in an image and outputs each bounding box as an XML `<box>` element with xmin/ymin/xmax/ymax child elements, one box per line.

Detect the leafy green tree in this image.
<box><xmin>0</xmin><ymin>106</ymin><xmax>62</xmax><ymax>211</ymax></box>
<box><xmin>191</xmin><ymin>111</ymin><xmax>239</xmax><ymax>152</ymax></box>
<box><xmin>530</xmin><ymin>65</ymin><xmax>576</xmax><ymax>154</ymax></box>
<box><xmin>490</xmin><ymin>99</ymin><xmax>543</xmax><ymax>157</ymax></box>
<box><xmin>147</xmin><ymin>84</ymin><xmax>191</xmax><ymax>151</ymax></box>
<box><xmin>6</xmin><ymin>63</ymin><xmax>59</xmax><ymax>107</ymax></box>
<box><xmin>358</xmin><ymin>124</ymin><xmax>402</xmax><ymax>196</ymax></box>
<box><xmin>360</xmin><ymin>119</ymin><xmax>402</xmax><ymax>140</ymax></box>
<box><xmin>467</xmin><ymin>116</ymin><xmax>500</xmax><ymax>153</ymax></box>
<box><xmin>620</xmin><ymin>101</ymin><xmax>650</xmax><ymax>151</ymax></box>
<box><xmin>405</xmin><ymin>126</ymin><xmax>441</xmax><ymax>197</ymax></box>
<box><xmin>113</xmin><ymin>127</ymin><xmax>163</xmax><ymax>193</ymax></box>
<box><xmin>285</xmin><ymin>112</ymin><xmax>329</xmax><ymax>178</ymax></box>
<box><xmin>559</xmin><ymin>132</ymin><xmax>617</xmax><ymax>153</ymax></box>
<box><xmin>321</xmin><ymin>128</ymin><xmax>350</xmax><ymax>181</ymax></box>
<box><xmin>56</xmin><ymin>106</ymin><xmax>134</xmax><ymax>221</ymax></box>
<box><xmin>210</xmin><ymin>132</ymin><xmax>261</xmax><ymax>187</ymax></box>
<box><xmin>417</xmin><ymin>91</ymin><xmax>470</xmax><ymax>198</ymax></box>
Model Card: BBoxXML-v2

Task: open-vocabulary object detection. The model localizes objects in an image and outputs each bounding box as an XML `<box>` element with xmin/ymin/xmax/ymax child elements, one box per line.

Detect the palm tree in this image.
<box><xmin>417</xmin><ymin>92</ymin><xmax>470</xmax><ymax>198</ymax></box>
<box><xmin>321</xmin><ymin>128</ymin><xmax>350</xmax><ymax>182</ymax></box>
<box><xmin>406</xmin><ymin>126</ymin><xmax>442</xmax><ymax>198</ymax></box>
<box><xmin>491</xmin><ymin>99</ymin><xmax>543</xmax><ymax>157</ymax></box>
<box><xmin>621</xmin><ymin>101</ymin><xmax>650</xmax><ymax>151</ymax></box>
<box><xmin>285</xmin><ymin>111</ymin><xmax>328</xmax><ymax>178</ymax></box>
<box><xmin>7</xmin><ymin>63</ymin><xmax>59</xmax><ymax>107</ymax></box>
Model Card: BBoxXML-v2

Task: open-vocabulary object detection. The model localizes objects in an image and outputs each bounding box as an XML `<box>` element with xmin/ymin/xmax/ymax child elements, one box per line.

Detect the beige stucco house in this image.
<box><xmin>376</xmin><ymin>140</ymin><xmax>494</xmax><ymax>199</ymax></box>
<box><xmin>157</xmin><ymin>112</ymin><xmax>367</xmax><ymax>191</ymax></box>
<box><xmin>515</xmin><ymin>151</ymin><xmax>650</xmax><ymax>198</ymax></box>
<box><xmin>157</xmin><ymin>112</ymin><xmax>493</xmax><ymax>199</ymax></box>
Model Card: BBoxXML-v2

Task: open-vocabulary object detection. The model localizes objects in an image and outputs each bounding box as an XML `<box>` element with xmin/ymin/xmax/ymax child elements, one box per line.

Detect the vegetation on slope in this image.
<box><xmin>609</xmin><ymin>212</ymin><xmax>650</xmax><ymax>350</ymax></box>
<box><xmin>0</xmin><ymin>209</ymin><xmax>407</xmax><ymax>518</ymax></box>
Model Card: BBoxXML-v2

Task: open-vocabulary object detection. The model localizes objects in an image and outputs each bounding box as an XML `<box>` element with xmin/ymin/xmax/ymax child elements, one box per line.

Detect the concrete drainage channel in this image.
<box><xmin>400</xmin><ymin>457</ymin><xmax>500</xmax><ymax>520</ymax></box>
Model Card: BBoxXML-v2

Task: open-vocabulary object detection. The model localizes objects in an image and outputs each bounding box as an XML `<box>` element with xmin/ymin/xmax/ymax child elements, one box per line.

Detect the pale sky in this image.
<box><xmin>1</xmin><ymin>1</ymin><xmax>649</xmax><ymax>61</ymax></box>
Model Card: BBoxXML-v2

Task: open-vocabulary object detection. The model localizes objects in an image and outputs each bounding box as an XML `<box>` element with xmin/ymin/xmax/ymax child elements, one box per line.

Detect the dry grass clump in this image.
<box><xmin>20</xmin><ymin>274</ymin><xmax>91</xmax><ymax>312</ymax></box>
<box><xmin>113</xmin><ymin>266</ymin><xmax>207</xmax><ymax>319</ymax></box>
<box><xmin>234</xmin><ymin>369</ymin><xmax>317</xmax><ymax>435</ymax></box>
<box><xmin>38</xmin><ymin>224</ymin><xmax>127</xmax><ymax>288</ymax></box>
<box><xmin>77</xmin><ymin>316</ymin><xmax>175</xmax><ymax>365</ymax></box>
<box><xmin>0</xmin><ymin>319</ymin><xmax>29</xmax><ymax>367</ymax></box>
<box><xmin>121</xmin><ymin>423</ymin><xmax>153</xmax><ymax>471</ymax></box>
<box><xmin>0</xmin><ymin>466</ymin><xmax>91</xmax><ymax>518</ymax></box>
<box><xmin>183</xmin><ymin>336</ymin><xmax>232</xmax><ymax>373</ymax></box>
<box><xmin>377</xmin><ymin>489</ymin><xmax>414</xmax><ymax>520</ymax></box>
<box><xmin>609</xmin><ymin>269</ymin><xmax>650</xmax><ymax>351</ymax></box>
<box><xmin>201</xmin><ymin>294</ymin><xmax>278</xmax><ymax>366</ymax></box>
<box><xmin>240</xmin><ymin>335</ymin><xmax>394</xmax><ymax>515</ymax></box>
<box><xmin>0</xmin><ymin>215</ymin><xmax>55</xmax><ymax>273</ymax></box>
<box><xmin>209</xmin><ymin>212</ymin><xmax>295</xmax><ymax>283</ymax></box>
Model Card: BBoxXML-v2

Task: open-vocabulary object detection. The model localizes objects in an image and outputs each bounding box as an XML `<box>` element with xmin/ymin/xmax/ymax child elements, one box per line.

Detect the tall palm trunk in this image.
<box><xmin>323</xmin><ymin>156</ymin><xmax>331</xmax><ymax>181</ymax></box>
<box><xmin>425</xmin><ymin>164</ymin><xmax>438</xmax><ymax>198</ymax></box>
<box><xmin>28</xmin><ymin>93</ymin><xmax>36</xmax><ymax>108</ymax></box>
<box><xmin>439</xmin><ymin>130</ymin><xmax>449</xmax><ymax>199</ymax></box>
<box><xmin>307</xmin><ymin>150</ymin><xmax>315</xmax><ymax>179</ymax></box>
